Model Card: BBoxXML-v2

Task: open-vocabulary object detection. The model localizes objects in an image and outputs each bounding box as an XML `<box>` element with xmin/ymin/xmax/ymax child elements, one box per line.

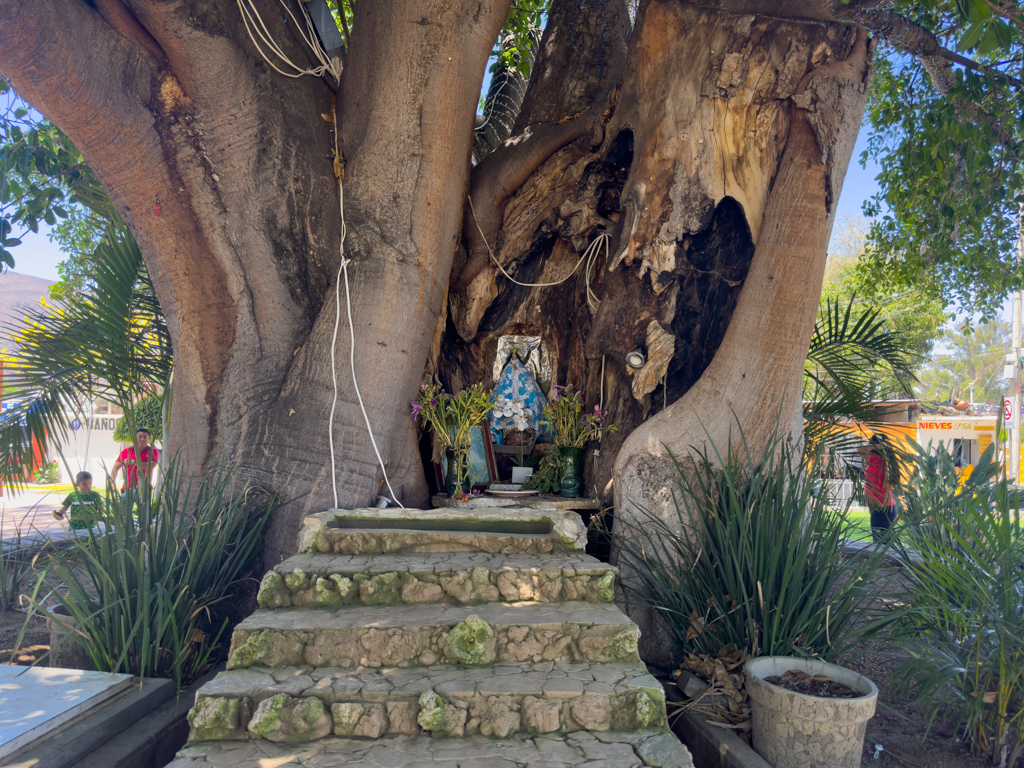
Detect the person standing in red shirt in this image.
<box><xmin>864</xmin><ymin>436</ymin><xmax>897</xmax><ymax>541</ymax></box>
<box><xmin>110</xmin><ymin>427</ymin><xmax>160</xmax><ymax>494</ymax></box>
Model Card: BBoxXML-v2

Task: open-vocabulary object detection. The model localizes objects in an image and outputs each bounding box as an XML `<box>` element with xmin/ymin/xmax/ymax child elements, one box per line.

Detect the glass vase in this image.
<box><xmin>443</xmin><ymin>448</ymin><xmax>471</xmax><ymax>497</ymax></box>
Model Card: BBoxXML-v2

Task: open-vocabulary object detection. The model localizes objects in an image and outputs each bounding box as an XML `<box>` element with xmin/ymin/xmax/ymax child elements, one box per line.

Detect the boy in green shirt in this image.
<box><xmin>53</xmin><ymin>471</ymin><xmax>103</xmax><ymax>530</ymax></box>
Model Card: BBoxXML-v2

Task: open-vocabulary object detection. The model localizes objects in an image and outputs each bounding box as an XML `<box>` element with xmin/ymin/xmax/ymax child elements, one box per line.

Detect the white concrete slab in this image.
<box><xmin>0</xmin><ymin>665</ymin><xmax>134</xmax><ymax>759</ymax></box>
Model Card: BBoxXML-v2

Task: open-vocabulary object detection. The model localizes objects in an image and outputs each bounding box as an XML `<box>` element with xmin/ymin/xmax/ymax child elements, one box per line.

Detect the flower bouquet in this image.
<box><xmin>540</xmin><ymin>384</ymin><xmax>617</xmax><ymax>497</ymax></box>
<box><xmin>411</xmin><ymin>377</ymin><xmax>493</xmax><ymax>497</ymax></box>
<box><xmin>543</xmin><ymin>384</ymin><xmax>616</xmax><ymax>448</ymax></box>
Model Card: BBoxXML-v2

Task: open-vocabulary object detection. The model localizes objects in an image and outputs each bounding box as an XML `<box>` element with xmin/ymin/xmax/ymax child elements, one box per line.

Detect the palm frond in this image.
<box><xmin>0</xmin><ymin>223</ymin><xmax>171</xmax><ymax>488</ymax></box>
<box><xmin>807</xmin><ymin>295</ymin><xmax>921</xmax><ymax>398</ymax></box>
<box><xmin>804</xmin><ymin>296</ymin><xmax>922</xmax><ymax>457</ymax></box>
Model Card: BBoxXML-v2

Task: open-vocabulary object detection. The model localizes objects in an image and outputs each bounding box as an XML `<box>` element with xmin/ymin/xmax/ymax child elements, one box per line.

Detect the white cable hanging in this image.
<box><xmin>467</xmin><ymin>195</ymin><xmax>609</xmax><ymax>308</ymax></box>
<box><xmin>236</xmin><ymin>0</ymin><xmax>341</xmax><ymax>81</ymax></box>
<box><xmin>237</xmin><ymin>0</ymin><xmax>401</xmax><ymax>507</ymax></box>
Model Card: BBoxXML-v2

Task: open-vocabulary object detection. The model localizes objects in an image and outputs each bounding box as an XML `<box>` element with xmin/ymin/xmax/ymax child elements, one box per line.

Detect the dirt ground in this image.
<box><xmin>841</xmin><ymin>565</ymin><xmax>993</xmax><ymax>768</ymax></box>
<box><xmin>843</xmin><ymin>642</ymin><xmax>989</xmax><ymax>768</ymax></box>
<box><xmin>0</xmin><ymin>608</ymin><xmax>51</xmax><ymax>666</ymax></box>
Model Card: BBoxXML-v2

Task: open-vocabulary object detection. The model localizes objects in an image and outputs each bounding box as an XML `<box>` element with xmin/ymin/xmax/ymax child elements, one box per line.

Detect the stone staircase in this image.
<box><xmin>169</xmin><ymin>506</ymin><xmax>693</xmax><ymax>768</ymax></box>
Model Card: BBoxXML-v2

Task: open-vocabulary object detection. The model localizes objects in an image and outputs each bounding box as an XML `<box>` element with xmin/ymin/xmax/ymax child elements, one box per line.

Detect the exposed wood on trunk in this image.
<box><xmin>450</xmin><ymin>0</ymin><xmax>631</xmax><ymax>298</ymax></box>
<box><xmin>611</xmin><ymin>7</ymin><xmax>874</xmax><ymax>663</ymax></box>
<box><xmin>630</xmin><ymin>321</ymin><xmax>675</xmax><ymax>400</ymax></box>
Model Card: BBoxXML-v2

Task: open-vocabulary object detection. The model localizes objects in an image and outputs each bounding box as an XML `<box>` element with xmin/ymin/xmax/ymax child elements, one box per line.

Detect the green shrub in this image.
<box><xmin>617</xmin><ymin>423</ymin><xmax>890</xmax><ymax>660</ymax></box>
<box><xmin>33</xmin><ymin>461</ymin><xmax>60</xmax><ymax>484</ymax></box>
<box><xmin>523</xmin><ymin>450</ymin><xmax>563</xmax><ymax>493</ymax></box>
<box><xmin>33</xmin><ymin>457</ymin><xmax>283</xmax><ymax>689</ymax></box>
<box><xmin>877</xmin><ymin>443</ymin><xmax>1024</xmax><ymax>766</ymax></box>
<box><xmin>112</xmin><ymin>393</ymin><xmax>163</xmax><ymax>442</ymax></box>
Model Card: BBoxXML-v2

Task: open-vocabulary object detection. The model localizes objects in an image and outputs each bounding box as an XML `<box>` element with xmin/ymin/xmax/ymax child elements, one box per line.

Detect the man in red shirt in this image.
<box><xmin>111</xmin><ymin>427</ymin><xmax>160</xmax><ymax>494</ymax></box>
<box><xmin>864</xmin><ymin>436</ymin><xmax>897</xmax><ymax>541</ymax></box>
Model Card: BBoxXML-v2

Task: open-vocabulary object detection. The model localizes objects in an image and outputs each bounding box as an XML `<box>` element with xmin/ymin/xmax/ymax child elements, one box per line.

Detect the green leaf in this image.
<box><xmin>959</xmin><ymin>21</ymin><xmax>985</xmax><ymax>50</ymax></box>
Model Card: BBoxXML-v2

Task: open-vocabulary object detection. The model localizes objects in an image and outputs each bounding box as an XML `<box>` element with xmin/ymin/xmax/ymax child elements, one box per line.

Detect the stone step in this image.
<box><xmin>258</xmin><ymin>552</ymin><xmax>617</xmax><ymax>609</ymax></box>
<box><xmin>170</xmin><ymin>729</ymin><xmax>694</xmax><ymax>768</ymax></box>
<box><xmin>187</xmin><ymin>661</ymin><xmax>666</xmax><ymax>742</ymax></box>
<box><xmin>298</xmin><ymin>507</ymin><xmax>588</xmax><ymax>556</ymax></box>
<box><xmin>228</xmin><ymin>602</ymin><xmax>640</xmax><ymax>670</ymax></box>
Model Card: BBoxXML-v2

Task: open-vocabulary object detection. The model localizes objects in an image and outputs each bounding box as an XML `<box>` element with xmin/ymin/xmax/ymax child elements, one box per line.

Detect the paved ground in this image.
<box><xmin>0</xmin><ymin>487</ymin><xmax>72</xmax><ymax>544</ymax></box>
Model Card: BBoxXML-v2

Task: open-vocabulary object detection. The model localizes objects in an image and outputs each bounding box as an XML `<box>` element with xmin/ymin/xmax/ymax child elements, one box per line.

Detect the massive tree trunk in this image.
<box><xmin>0</xmin><ymin>0</ymin><xmax>873</xmax><ymax>610</ymax></box>
<box><xmin>0</xmin><ymin>0</ymin><xmax>509</xmax><ymax>564</ymax></box>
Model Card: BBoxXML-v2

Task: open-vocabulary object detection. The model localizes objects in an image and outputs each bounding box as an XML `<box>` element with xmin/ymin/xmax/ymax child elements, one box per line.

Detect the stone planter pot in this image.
<box><xmin>45</xmin><ymin>601</ymin><xmax>99</xmax><ymax>671</ymax></box>
<box><xmin>745</xmin><ymin>656</ymin><xmax>877</xmax><ymax>768</ymax></box>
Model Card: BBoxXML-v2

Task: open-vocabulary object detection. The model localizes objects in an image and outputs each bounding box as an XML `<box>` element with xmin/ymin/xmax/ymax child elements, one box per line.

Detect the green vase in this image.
<box><xmin>443</xmin><ymin>448</ymin><xmax>471</xmax><ymax>496</ymax></box>
<box><xmin>559</xmin><ymin>446</ymin><xmax>583</xmax><ymax>498</ymax></box>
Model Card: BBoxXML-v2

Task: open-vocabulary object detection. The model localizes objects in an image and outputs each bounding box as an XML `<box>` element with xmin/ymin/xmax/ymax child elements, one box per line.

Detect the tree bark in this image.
<box><xmin>606</xmin><ymin>5</ymin><xmax>873</xmax><ymax>663</ymax></box>
<box><xmin>0</xmin><ymin>0</ymin><xmax>874</xmax><ymax>610</ymax></box>
<box><xmin>0</xmin><ymin>0</ymin><xmax>509</xmax><ymax>565</ymax></box>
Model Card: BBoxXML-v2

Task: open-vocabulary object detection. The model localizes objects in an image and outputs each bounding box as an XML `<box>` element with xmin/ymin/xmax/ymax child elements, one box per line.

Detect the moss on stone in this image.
<box><xmin>291</xmin><ymin>697</ymin><xmax>329</xmax><ymax>740</ymax></box>
<box><xmin>314</xmin><ymin>577</ymin><xmax>344</xmax><ymax>608</ymax></box>
<box><xmin>332</xmin><ymin>702</ymin><xmax>364</xmax><ymax>735</ymax></box>
<box><xmin>330</xmin><ymin>574</ymin><xmax>354</xmax><ymax>600</ymax></box>
<box><xmin>417</xmin><ymin>691</ymin><xmax>446</xmax><ymax>732</ymax></box>
<box><xmin>307</xmin><ymin>529</ymin><xmax>326</xmax><ymax>554</ymax></box>
<box><xmin>247</xmin><ymin>693</ymin><xmax>289</xmax><ymax>737</ymax></box>
<box><xmin>285</xmin><ymin>569</ymin><xmax>311</xmax><ymax>593</ymax></box>
<box><xmin>607</xmin><ymin>625</ymin><xmax>641</xmax><ymax>661</ymax></box>
<box><xmin>257</xmin><ymin>571</ymin><xmax>290</xmax><ymax>609</ymax></box>
<box><xmin>359</xmin><ymin>572</ymin><xmax>405</xmax><ymax>605</ymax></box>
<box><xmin>444</xmin><ymin>614</ymin><xmax>495</xmax><ymax>665</ymax></box>
<box><xmin>229</xmin><ymin>630</ymin><xmax>273</xmax><ymax>668</ymax></box>
<box><xmin>187</xmin><ymin>697</ymin><xmax>247</xmax><ymax>742</ymax></box>
<box><xmin>634</xmin><ymin>691</ymin><xmax>657</xmax><ymax>728</ymax></box>
<box><xmin>596</xmin><ymin>571</ymin><xmax>616</xmax><ymax>603</ymax></box>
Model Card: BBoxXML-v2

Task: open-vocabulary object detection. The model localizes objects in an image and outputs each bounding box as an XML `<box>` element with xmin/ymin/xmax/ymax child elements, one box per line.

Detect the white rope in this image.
<box><xmin>238</xmin><ymin>0</ymin><xmax>400</xmax><ymax>507</ymax></box>
<box><xmin>467</xmin><ymin>195</ymin><xmax>610</xmax><ymax>300</ymax></box>
<box><xmin>329</xmin><ymin>127</ymin><xmax>404</xmax><ymax>509</ymax></box>
<box><xmin>236</xmin><ymin>0</ymin><xmax>340</xmax><ymax>81</ymax></box>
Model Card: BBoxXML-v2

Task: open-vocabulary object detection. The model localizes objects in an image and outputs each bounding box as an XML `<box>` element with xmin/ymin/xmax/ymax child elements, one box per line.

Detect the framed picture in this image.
<box><xmin>433</xmin><ymin>423</ymin><xmax>499</xmax><ymax>490</ymax></box>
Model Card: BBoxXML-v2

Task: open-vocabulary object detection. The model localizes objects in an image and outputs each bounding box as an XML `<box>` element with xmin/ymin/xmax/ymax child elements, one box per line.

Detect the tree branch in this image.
<box><xmin>0</xmin><ymin>0</ymin><xmax>159</xmax><ymax>130</ymax></box>
<box><xmin>831</xmin><ymin>3</ymin><xmax>1021</xmax><ymax>86</ymax></box>
<box><xmin>452</xmin><ymin>0</ymin><xmax>630</xmax><ymax>293</ymax></box>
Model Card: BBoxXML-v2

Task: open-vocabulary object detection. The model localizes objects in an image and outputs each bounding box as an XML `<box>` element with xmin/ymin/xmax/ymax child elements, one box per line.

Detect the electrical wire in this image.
<box><xmin>467</xmin><ymin>195</ymin><xmax>609</xmax><ymax>305</ymax></box>
<box><xmin>236</xmin><ymin>0</ymin><xmax>340</xmax><ymax>81</ymax></box>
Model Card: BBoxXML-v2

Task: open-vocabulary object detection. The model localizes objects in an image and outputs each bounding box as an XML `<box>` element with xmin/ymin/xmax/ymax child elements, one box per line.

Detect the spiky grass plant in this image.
<box><xmin>876</xmin><ymin>443</ymin><xmax>1024</xmax><ymax>767</ymax></box>
<box><xmin>0</xmin><ymin>520</ymin><xmax>44</xmax><ymax>613</ymax></box>
<box><xmin>617</xmin><ymin>421</ymin><xmax>891</xmax><ymax>660</ymax></box>
<box><xmin>31</xmin><ymin>457</ymin><xmax>281</xmax><ymax>689</ymax></box>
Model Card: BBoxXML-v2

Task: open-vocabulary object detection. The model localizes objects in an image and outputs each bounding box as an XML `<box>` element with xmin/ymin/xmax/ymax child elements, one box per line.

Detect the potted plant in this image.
<box><xmin>411</xmin><ymin>378</ymin><xmax>492</xmax><ymax>497</ymax></box>
<box><xmin>541</xmin><ymin>384</ymin><xmax>616</xmax><ymax>497</ymax></box>
<box><xmin>744</xmin><ymin>656</ymin><xmax>877</xmax><ymax>768</ymax></box>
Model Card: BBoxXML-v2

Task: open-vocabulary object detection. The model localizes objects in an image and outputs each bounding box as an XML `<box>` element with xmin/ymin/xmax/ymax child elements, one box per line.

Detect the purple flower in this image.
<box><xmin>410</xmin><ymin>401</ymin><xmax>422</xmax><ymax>423</ymax></box>
<box><xmin>430</xmin><ymin>396</ymin><xmax>438</xmax><ymax>406</ymax></box>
